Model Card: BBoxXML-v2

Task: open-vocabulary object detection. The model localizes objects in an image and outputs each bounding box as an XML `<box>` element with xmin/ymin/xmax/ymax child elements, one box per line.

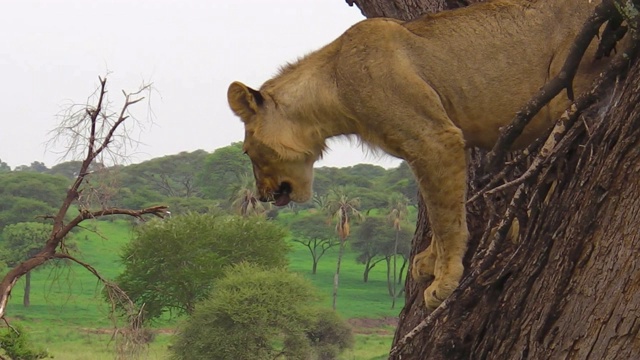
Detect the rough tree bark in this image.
<box><xmin>346</xmin><ymin>0</ymin><xmax>640</xmax><ymax>359</ymax></box>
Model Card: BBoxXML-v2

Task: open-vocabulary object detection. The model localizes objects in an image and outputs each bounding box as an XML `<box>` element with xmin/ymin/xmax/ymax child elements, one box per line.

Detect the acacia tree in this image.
<box><xmin>345</xmin><ymin>0</ymin><xmax>640</xmax><ymax>359</ymax></box>
<box><xmin>289</xmin><ymin>215</ymin><xmax>338</xmax><ymax>274</ymax></box>
<box><xmin>352</xmin><ymin>217</ymin><xmax>393</xmax><ymax>283</ymax></box>
<box><xmin>0</xmin><ymin>77</ymin><xmax>169</xmax><ymax>356</ymax></box>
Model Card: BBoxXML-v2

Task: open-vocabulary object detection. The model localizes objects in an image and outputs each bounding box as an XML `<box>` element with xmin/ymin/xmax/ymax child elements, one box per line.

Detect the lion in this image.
<box><xmin>227</xmin><ymin>0</ymin><xmax>611</xmax><ymax>310</ymax></box>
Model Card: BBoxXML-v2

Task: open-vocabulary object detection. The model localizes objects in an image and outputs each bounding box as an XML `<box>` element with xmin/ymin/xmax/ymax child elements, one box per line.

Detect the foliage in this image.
<box><xmin>378</xmin><ymin>161</ymin><xmax>418</xmax><ymax>204</ymax></box>
<box><xmin>0</xmin><ymin>325</ymin><xmax>50</xmax><ymax>360</ymax></box>
<box><xmin>353</xmin><ymin>216</ymin><xmax>412</xmax><ymax>284</ymax></box>
<box><xmin>0</xmin><ymin>197</ymin><xmax>55</xmax><ymax>230</ymax></box>
<box><xmin>161</xmin><ymin>196</ymin><xmax>220</xmax><ymax>215</ymax></box>
<box><xmin>0</xmin><ymin>172</ymin><xmax>69</xmax><ymax>208</ymax></box>
<box><xmin>326</xmin><ymin>187</ymin><xmax>363</xmax><ymax>240</ymax></box>
<box><xmin>195</xmin><ymin>142</ymin><xmax>252</xmax><ymax>201</ymax></box>
<box><xmin>170</xmin><ymin>263</ymin><xmax>353</xmax><ymax>360</ymax></box>
<box><xmin>230</xmin><ymin>173</ymin><xmax>267</xmax><ymax>216</ymax></box>
<box><xmin>0</xmin><ymin>172</ymin><xmax>69</xmax><ymax>229</ymax></box>
<box><xmin>115</xmin><ymin>213</ymin><xmax>289</xmax><ymax>321</ymax></box>
<box><xmin>46</xmin><ymin>160</ymin><xmax>84</xmax><ymax>179</ymax></box>
<box><xmin>1</xmin><ymin>222</ymin><xmax>52</xmax><ymax>266</ymax></box>
<box><xmin>0</xmin><ymin>159</ymin><xmax>11</xmax><ymax>173</ymax></box>
<box><xmin>13</xmin><ymin>162</ymin><xmax>49</xmax><ymax>173</ymax></box>
<box><xmin>119</xmin><ymin>150</ymin><xmax>209</xmax><ymax>199</ymax></box>
<box><xmin>306</xmin><ymin>308</ymin><xmax>355</xmax><ymax>360</ymax></box>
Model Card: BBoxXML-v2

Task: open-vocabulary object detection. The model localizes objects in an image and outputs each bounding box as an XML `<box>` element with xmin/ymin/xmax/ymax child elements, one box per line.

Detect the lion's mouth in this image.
<box><xmin>273</xmin><ymin>182</ymin><xmax>292</xmax><ymax>207</ymax></box>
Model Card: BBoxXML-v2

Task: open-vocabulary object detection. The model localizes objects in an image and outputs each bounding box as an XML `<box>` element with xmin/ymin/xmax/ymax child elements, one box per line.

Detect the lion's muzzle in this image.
<box><xmin>258</xmin><ymin>181</ymin><xmax>292</xmax><ymax>207</ymax></box>
<box><xmin>272</xmin><ymin>182</ymin><xmax>292</xmax><ymax>207</ymax></box>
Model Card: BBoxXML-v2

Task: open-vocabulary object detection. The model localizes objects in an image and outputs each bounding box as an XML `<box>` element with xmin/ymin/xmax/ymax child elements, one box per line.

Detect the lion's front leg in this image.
<box><xmin>408</xmin><ymin>126</ymin><xmax>469</xmax><ymax>310</ymax></box>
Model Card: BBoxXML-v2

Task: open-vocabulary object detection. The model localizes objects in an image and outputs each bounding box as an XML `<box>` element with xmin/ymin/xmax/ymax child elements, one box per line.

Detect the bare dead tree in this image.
<box><xmin>0</xmin><ymin>76</ymin><xmax>169</xmax><ymax>357</ymax></box>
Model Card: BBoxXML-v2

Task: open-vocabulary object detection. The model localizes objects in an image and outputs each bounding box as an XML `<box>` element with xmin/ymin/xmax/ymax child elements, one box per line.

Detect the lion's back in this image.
<box><xmin>334</xmin><ymin>0</ymin><xmax>601</xmax><ymax>148</ymax></box>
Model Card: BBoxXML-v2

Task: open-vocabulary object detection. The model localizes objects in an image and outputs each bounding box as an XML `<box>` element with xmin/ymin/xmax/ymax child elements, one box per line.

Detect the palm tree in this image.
<box><xmin>324</xmin><ymin>187</ymin><xmax>363</xmax><ymax>310</ymax></box>
<box><xmin>230</xmin><ymin>173</ymin><xmax>267</xmax><ymax>217</ymax></box>
<box><xmin>387</xmin><ymin>193</ymin><xmax>410</xmax><ymax>309</ymax></box>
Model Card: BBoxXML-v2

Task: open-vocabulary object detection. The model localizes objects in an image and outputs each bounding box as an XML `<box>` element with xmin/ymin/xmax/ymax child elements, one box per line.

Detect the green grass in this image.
<box><xmin>3</xmin><ymin>216</ymin><xmax>399</xmax><ymax>359</ymax></box>
<box><xmin>288</xmin><ymin>238</ymin><xmax>402</xmax><ymax>319</ymax></box>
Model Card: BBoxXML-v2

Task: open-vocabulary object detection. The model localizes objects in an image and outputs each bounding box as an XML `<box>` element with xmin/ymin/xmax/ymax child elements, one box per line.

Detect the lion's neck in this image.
<box><xmin>262</xmin><ymin>41</ymin><xmax>356</xmax><ymax>148</ymax></box>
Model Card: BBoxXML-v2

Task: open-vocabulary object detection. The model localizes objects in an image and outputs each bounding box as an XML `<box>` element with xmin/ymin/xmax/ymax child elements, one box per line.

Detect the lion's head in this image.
<box><xmin>227</xmin><ymin>81</ymin><xmax>322</xmax><ymax>206</ymax></box>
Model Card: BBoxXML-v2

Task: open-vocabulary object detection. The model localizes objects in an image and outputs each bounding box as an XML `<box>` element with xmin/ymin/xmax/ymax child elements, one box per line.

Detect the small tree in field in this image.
<box><xmin>170</xmin><ymin>263</ymin><xmax>353</xmax><ymax>360</ymax></box>
<box><xmin>353</xmin><ymin>217</ymin><xmax>394</xmax><ymax>283</ymax></box>
<box><xmin>289</xmin><ymin>215</ymin><xmax>337</xmax><ymax>274</ymax></box>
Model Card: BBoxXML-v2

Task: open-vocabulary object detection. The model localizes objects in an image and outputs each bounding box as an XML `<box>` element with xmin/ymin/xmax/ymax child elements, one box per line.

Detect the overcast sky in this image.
<box><xmin>0</xmin><ymin>0</ymin><xmax>402</xmax><ymax>170</ymax></box>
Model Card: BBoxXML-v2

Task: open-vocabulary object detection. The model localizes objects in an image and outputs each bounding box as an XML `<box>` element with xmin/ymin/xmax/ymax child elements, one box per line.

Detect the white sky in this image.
<box><xmin>0</xmin><ymin>0</ymin><xmax>401</xmax><ymax>170</ymax></box>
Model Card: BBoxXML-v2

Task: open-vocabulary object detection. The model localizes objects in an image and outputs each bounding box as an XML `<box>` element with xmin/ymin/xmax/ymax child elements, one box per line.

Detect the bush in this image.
<box><xmin>170</xmin><ymin>263</ymin><xmax>353</xmax><ymax>360</ymax></box>
<box><xmin>0</xmin><ymin>325</ymin><xmax>50</xmax><ymax>360</ymax></box>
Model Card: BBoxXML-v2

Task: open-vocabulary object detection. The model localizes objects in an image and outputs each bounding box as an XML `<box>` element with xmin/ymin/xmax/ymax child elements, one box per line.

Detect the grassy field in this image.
<box><xmin>3</xmin><ymin>216</ymin><xmax>400</xmax><ymax>359</ymax></box>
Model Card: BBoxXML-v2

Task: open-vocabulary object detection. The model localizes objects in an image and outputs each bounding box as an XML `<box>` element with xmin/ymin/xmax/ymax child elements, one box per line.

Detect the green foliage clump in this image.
<box><xmin>195</xmin><ymin>142</ymin><xmax>252</xmax><ymax>201</ymax></box>
<box><xmin>0</xmin><ymin>172</ymin><xmax>69</xmax><ymax>228</ymax></box>
<box><xmin>0</xmin><ymin>325</ymin><xmax>50</xmax><ymax>360</ymax></box>
<box><xmin>1</xmin><ymin>222</ymin><xmax>52</xmax><ymax>265</ymax></box>
<box><xmin>170</xmin><ymin>263</ymin><xmax>353</xmax><ymax>360</ymax></box>
<box><xmin>306</xmin><ymin>308</ymin><xmax>354</xmax><ymax>360</ymax></box>
<box><xmin>115</xmin><ymin>213</ymin><xmax>289</xmax><ymax>321</ymax></box>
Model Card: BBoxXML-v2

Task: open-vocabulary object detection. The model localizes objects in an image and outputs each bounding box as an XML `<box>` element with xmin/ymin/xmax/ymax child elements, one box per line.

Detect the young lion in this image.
<box><xmin>227</xmin><ymin>0</ymin><xmax>609</xmax><ymax>310</ymax></box>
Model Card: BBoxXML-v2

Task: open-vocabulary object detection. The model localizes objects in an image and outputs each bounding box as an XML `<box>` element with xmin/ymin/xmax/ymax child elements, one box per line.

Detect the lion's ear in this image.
<box><xmin>227</xmin><ymin>81</ymin><xmax>264</xmax><ymax>121</ymax></box>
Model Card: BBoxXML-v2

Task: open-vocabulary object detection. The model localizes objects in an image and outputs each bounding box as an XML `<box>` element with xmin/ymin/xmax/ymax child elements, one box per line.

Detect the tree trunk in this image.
<box><xmin>23</xmin><ymin>271</ymin><xmax>30</xmax><ymax>307</ymax></box>
<box><xmin>392</xmin><ymin>230</ymin><xmax>399</xmax><ymax>309</ymax></box>
<box><xmin>346</xmin><ymin>0</ymin><xmax>640</xmax><ymax>359</ymax></box>
<box><xmin>363</xmin><ymin>258</ymin><xmax>373</xmax><ymax>283</ymax></box>
<box><xmin>398</xmin><ymin>256</ymin><xmax>408</xmax><ymax>285</ymax></box>
<box><xmin>312</xmin><ymin>259</ymin><xmax>318</xmax><ymax>275</ymax></box>
<box><xmin>385</xmin><ymin>257</ymin><xmax>394</xmax><ymax>297</ymax></box>
<box><xmin>333</xmin><ymin>238</ymin><xmax>346</xmax><ymax>310</ymax></box>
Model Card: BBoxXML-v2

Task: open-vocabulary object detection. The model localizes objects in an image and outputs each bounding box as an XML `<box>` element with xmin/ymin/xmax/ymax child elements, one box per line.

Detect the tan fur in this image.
<box><xmin>228</xmin><ymin>0</ymin><xmax>610</xmax><ymax>309</ymax></box>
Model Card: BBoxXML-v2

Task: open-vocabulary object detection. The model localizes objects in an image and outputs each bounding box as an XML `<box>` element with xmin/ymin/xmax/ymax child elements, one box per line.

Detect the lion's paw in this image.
<box><xmin>424</xmin><ymin>278</ymin><xmax>459</xmax><ymax>310</ymax></box>
<box><xmin>411</xmin><ymin>248</ymin><xmax>436</xmax><ymax>281</ymax></box>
